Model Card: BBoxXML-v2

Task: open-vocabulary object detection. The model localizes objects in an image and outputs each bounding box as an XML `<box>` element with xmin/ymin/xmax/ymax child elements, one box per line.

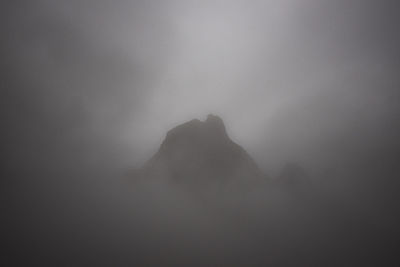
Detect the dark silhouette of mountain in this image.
<box><xmin>138</xmin><ymin>114</ymin><xmax>267</xmax><ymax>189</ymax></box>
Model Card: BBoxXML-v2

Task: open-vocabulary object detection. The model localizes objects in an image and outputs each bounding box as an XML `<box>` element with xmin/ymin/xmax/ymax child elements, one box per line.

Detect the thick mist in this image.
<box><xmin>2</xmin><ymin>0</ymin><xmax>400</xmax><ymax>266</ymax></box>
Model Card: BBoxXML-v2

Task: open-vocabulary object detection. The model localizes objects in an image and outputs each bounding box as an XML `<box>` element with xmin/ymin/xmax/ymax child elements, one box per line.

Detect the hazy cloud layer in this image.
<box><xmin>2</xmin><ymin>0</ymin><xmax>399</xmax><ymax>167</ymax></box>
<box><xmin>1</xmin><ymin>1</ymin><xmax>400</xmax><ymax>265</ymax></box>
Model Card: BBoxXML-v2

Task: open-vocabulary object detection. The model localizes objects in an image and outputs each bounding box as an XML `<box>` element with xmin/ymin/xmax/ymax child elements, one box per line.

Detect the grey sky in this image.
<box><xmin>2</xmin><ymin>0</ymin><xmax>399</xmax><ymax>170</ymax></box>
<box><xmin>2</xmin><ymin>1</ymin><xmax>400</xmax><ymax>265</ymax></box>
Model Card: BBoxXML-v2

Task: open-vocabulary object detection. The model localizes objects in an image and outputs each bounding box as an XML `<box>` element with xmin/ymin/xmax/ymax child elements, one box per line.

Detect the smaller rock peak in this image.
<box><xmin>205</xmin><ymin>114</ymin><xmax>227</xmax><ymax>137</ymax></box>
<box><xmin>206</xmin><ymin>113</ymin><xmax>221</xmax><ymax>122</ymax></box>
<box><xmin>205</xmin><ymin>114</ymin><xmax>224</xmax><ymax>126</ymax></box>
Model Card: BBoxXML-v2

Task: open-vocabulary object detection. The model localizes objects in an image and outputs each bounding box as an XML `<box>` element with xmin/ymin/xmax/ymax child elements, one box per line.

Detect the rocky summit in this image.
<box><xmin>139</xmin><ymin>114</ymin><xmax>267</xmax><ymax>188</ymax></box>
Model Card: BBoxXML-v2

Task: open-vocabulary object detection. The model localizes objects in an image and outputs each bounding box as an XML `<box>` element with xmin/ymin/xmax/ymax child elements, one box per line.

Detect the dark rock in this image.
<box><xmin>139</xmin><ymin>115</ymin><xmax>267</xmax><ymax>189</ymax></box>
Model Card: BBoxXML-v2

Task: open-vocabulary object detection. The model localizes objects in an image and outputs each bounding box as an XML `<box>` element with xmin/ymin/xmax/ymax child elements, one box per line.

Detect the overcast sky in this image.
<box><xmin>2</xmin><ymin>0</ymin><xmax>399</xmax><ymax>172</ymax></box>
<box><xmin>2</xmin><ymin>1</ymin><xmax>400</xmax><ymax>265</ymax></box>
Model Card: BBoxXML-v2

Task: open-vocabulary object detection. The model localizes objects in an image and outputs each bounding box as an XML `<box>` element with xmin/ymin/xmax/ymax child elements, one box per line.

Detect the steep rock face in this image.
<box><xmin>141</xmin><ymin>115</ymin><xmax>266</xmax><ymax>187</ymax></box>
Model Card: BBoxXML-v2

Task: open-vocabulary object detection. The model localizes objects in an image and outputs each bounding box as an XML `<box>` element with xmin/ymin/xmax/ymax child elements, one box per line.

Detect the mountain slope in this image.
<box><xmin>139</xmin><ymin>115</ymin><xmax>267</xmax><ymax>188</ymax></box>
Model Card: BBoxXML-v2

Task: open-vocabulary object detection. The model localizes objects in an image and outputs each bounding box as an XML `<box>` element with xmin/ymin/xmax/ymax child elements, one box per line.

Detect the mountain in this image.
<box><xmin>138</xmin><ymin>114</ymin><xmax>268</xmax><ymax>189</ymax></box>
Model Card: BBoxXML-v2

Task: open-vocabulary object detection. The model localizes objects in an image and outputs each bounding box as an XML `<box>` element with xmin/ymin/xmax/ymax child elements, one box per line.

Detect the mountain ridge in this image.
<box><xmin>138</xmin><ymin>114</ymin><xmax>268</xmax><ymax>188</ymax></box>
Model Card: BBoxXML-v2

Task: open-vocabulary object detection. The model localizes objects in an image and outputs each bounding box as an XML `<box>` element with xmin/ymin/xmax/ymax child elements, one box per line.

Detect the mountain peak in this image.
<box><xmin>205</xmin><ymin>114</ymin><xmax>224</xmax><ymax>126</ymax></box>
<box><xmin>142</xmin><ymin>115</ymin><xmax>267</xmax><ymax>187</ymax></box>
<box><xmin>205</xmin><ymin>114</ymin><xmax>227</xmax><ymax>138</ymax></box>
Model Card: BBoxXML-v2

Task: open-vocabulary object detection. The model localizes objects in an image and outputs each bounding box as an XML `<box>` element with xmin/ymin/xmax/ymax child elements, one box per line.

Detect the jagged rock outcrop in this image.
<box><xmin>139</xmin><ymin>115</ymin><xmax>267</xmax><ymax>189</ymax></box>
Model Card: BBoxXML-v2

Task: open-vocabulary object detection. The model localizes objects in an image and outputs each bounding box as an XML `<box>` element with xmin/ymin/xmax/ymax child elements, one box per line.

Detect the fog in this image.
<box><xmin>2</xmin><ymin>0</ymin><xmax>400</xmax><ymax>266</ymax></box>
